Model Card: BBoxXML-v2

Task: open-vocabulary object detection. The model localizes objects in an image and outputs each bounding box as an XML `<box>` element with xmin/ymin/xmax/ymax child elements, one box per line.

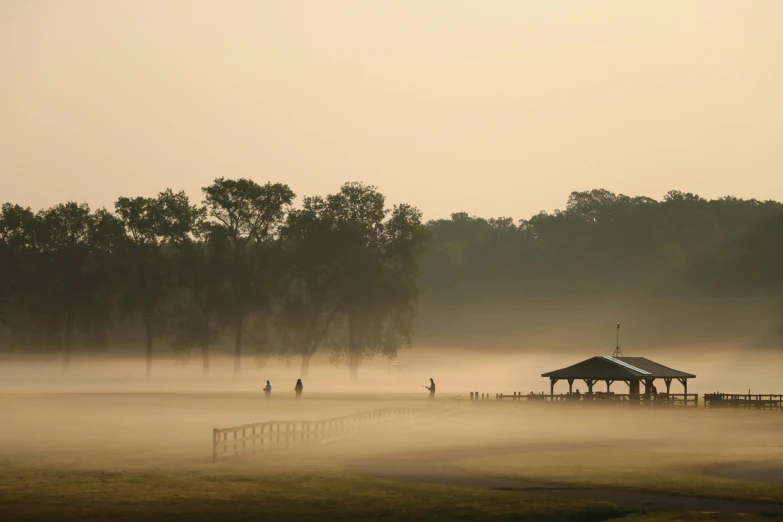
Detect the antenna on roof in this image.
<box><xmin>612</xmin><ymin>322</ymin><xmax>624</xmax><ymax>357</ymax></box>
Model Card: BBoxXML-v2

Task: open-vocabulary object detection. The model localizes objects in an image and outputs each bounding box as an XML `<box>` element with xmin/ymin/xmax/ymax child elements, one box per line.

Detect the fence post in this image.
<box><xmin>212</xmin><ymin>400</ymin><xmax>465</xmax><ymax>462</ymax></box>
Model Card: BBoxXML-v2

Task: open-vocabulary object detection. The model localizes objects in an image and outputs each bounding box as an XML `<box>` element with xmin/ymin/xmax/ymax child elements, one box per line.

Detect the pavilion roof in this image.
<box><xmin>541</xmin><ymin>356</ymin><xmax>695</xmax><ymax>380</ymax></box>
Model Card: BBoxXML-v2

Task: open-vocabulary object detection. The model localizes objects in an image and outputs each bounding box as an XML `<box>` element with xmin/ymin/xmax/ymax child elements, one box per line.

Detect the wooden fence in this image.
<box><xmin>704</xmin><ymin>393</ymin><xmax>783</xmax><ymax>410</ymax></box>
<box><xmin>470</xmin><ymin>391</ymin><xmax>699</xmax><ymax>407</ymax></box>
<box><xmin>212</xmin><ymin>397</ymin><xmax>460</xmax><ymax>462</ymax></box>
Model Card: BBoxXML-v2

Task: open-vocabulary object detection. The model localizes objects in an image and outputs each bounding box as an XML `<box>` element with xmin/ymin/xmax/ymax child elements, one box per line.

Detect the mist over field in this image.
<box><xmin>3</xmin><ymin>1</ymin><xmax>783</xmax><ymax>520</ymax></box>
<box><xmin>1</xmin><ymin>345</ymin><xmax>782</xmax><ymax>396</ymax></box>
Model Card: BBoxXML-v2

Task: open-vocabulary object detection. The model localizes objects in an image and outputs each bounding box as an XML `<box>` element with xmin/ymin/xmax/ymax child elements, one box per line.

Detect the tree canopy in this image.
<box><xmin>1</xmin><ymin>185</ymin><xmax>781</xmax><ymax>377</ymax></box>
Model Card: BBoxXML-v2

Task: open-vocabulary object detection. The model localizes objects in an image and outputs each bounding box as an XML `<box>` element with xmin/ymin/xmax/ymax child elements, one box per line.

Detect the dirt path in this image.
<box><xmin>348</xmin><ymin>445</ymin><xmax>783</xmax><ymax>517</ymax></box>
<box><xmin>704</xmin><ymin>461</ymin><xmax>783</xmax><ymax>484</ymax></box>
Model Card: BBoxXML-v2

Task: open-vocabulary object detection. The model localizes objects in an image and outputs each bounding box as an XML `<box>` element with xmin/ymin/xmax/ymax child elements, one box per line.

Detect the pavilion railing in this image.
<box><xmin>471</xmin><ymin>392</ymin><xmax>699</xmax><ymax>407</ymax></box>
<box><xmin>703</xmin><ymin>393</ymin><xmax>783</xmax><ymax>410</ymax></box>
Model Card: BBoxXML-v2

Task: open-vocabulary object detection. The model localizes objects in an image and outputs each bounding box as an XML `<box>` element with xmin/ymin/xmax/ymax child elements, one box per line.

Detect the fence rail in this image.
<box><xmin>470</xmin><ymin>391</ymin><xmax>699</xmax><ymax>407</ymax></box>
<box><xmin>212</xmin><ymin>397</ymin><xmax>460</xmax><ymax>462</ymax></box>
<box><xmin>704</xmin><ymin>393</ymin><xmax>783</xmax><ymax>410</ymax></box>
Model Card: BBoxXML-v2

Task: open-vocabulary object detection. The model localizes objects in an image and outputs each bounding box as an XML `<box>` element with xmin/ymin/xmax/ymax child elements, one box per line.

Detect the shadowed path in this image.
<box><xmin>348</xmin><ymin>445</ymin><xmax>783</xmax><ymax>517</ymax></box>
<box><xmin>705</xmin><ymin>461</ymin><xmax>783</xmax><ymax>484</ymax></box>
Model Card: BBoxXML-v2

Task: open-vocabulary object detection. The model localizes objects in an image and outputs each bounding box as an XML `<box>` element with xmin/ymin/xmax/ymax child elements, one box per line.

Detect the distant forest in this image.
<box><xmin>418</xmin><ymin>189</ymin><xmax>783</xmax><ymax>352</ymax></box>
<box><xmin>423</xmin><ymin>189</ymin><xmax>783</xmax><ymax>297</ymax></box>
<box><xmin>2</xmin><ymin>183</ymin><xmax>782</xmax><ymax>378</ymax></box>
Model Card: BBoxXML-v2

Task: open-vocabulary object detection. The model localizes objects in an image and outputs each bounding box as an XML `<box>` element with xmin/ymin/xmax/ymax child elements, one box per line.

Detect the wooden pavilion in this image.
<box><xmin>541</xmin><ymin>356</ymin><xmax>695</xmax><ymax>397</ymax></box>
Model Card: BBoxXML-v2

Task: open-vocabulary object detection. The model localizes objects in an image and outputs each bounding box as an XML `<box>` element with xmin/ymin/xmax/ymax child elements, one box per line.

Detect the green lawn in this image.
<box><xmin>607</xmin><ymin>515</ymin><xmax>775</xmax><ymax>522</ymax></box>
<box><xmin>0</xmin><ymin>461</ymin><xmax>631</xmax><ymax>522</ymax></box>
<box><xmin>455</xmin><ymin>446</ymin><xmax>783</xmax><ymax>502</ymax></box>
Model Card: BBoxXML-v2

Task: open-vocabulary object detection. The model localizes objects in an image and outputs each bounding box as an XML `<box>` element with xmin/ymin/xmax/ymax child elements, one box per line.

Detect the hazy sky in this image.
<box><xmin>2</xmin><ymin>1</ymin><xmax>782</xmax><ymax>220</ymax></box>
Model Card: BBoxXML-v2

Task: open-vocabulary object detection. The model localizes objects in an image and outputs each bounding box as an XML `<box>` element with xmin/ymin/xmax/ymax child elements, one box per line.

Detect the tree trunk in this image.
<box><xmin>348</xmin><ymin>312</ymin><xmax>360</xmax><ymax>381</ymax></box>
<box><xmin>349</xmin><ymin>357</ymin><xmax>359</xmax><ymax>381</ymax></box>
<box><xmin>202</xmin><ymin>308</ymin><xmax>211</xmax><ymax>378</ymax></box>
<box><xmin>63</xmin><ymin>308</ymin><xmax>75</xmax><ymax>375</ymax></box>
<box><xmin>143</xmin><ymin>315</ymin><xmax>153</xmax><ymax>380</ymax></box>
<box><xmin>300</xmin><ymin>350</ymin><xmax>312</xmax><ymax>379</ymax></box>
<box><xmin>233</xmin><ymin>312</ymin><xmax>243</xmax><ymax>378</ymax></box>
<box><xmin>202</xmin><ymin>343</ymin><xmax>210</xmax><ymax>378</ymax></box>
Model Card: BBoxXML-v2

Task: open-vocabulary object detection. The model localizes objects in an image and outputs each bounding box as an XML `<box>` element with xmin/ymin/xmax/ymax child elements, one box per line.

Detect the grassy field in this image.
<box><xmin>1</xmin><ymin>461</ymin><xmax>778</xmax><ymax>522</ymax></box>
<box><xmin>614</xmin><ymin>513</ymin><xmax>770</xmax><ymax>522</ymax></box>
<box><xmin>0</xmin><ymin>462</ymin><xmax>631</xmax><ymax>522</ymax></box>
<box><xmin>455</xmin><ymin>445</ymin><xmax>783</xmax><ymax>502</ymax></box>
<box><xmin>2</xmin><ymin>391</ymin><xmax>783</xmax><ymax>521</ymax></box>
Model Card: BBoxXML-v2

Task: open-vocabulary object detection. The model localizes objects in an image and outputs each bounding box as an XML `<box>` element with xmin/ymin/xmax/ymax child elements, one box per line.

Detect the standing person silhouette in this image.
<box><xmin>264</xmin><ymin>380</ymin><xmax>272</xmax><ymax>399</ymax></box>
<box><xmin>294</xmin><ymin>379</ymin><xmax>303</xmax><ymax>403</ymax></box>
<box><xmin>422</xmin><ymin>378</ymin><xmax>435</xmax><ymax>400</ymax></box>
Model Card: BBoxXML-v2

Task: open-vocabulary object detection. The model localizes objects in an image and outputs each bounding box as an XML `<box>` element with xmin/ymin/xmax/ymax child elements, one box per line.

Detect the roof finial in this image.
<box><xmin>612</xmin><ymin>322</ymin><xmax>624</xmax><ymax>357</ymax></box>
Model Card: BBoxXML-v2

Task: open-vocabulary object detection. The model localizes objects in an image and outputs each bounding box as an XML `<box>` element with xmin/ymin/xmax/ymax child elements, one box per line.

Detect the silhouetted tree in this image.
<box><xmin>278</xmin><ymin>195</ymin><xmax>342</xmax><ymax>378</ymax></box>
<box><xmin>324</xmin><ymin>183</ymin><xmax>430</xmax><ymax>380</ymax></box>
<box><xmin>202</xmin><ymin>178</ymin><xmax>295</xmax><ymax>377</ymax></box>
<box><xmin>0</xmin><ymin>204</ymin><xmax>40</xmax><ymax>339</ymax></box>
<box><xmin>115</xmin><ymin>189</ymin><xmax>202</xmax><ymax>378</ymax></box>
<box><xmin>34</xmin><ymin>203</ymin><xmax>123</xmax><ymax>372</ymax></box>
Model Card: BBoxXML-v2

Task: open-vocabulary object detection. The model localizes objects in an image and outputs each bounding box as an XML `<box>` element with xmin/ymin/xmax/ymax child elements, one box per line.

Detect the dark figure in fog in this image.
<box><xmin>575</xmin><ymin>389</ymin><xmax>581</xmax><ymax>396</ymax></box>
<box><xmin>294</xmin><ymin>379</ymin><xmax>303</xmax><ymax>403</ymax></box>
<box><xmin>264</xmin><ymin>380</ymin><xmax>272</xmax><ymax>399</ymax></box>
<box><xmin>422</xmin><ymin>378</ymin><xmax>435</xmax><ymax>400</ymax></box>
<box><xmin>650</xmin><ymin>384</ymin><xmax>658</xmax><ymax>395</ymax></box>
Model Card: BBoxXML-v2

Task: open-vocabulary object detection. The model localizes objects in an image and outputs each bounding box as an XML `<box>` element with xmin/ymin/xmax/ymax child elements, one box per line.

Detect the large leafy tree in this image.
<box><xmin>0</xmin><ymin>204</ymin><xmax>41</xmax><ymax>341</ymax></box>
<box><xmin>202</xmin><ymin>178</ymin><xmax>295</xmax><ymax>377</ymax></box>
<box><xmin>33</xmin><ymin>203</ymin><xmax>124</xmax><ymax>372</ymax></box>
<box><xmin>157</xmin><ymin>189</ymin><xmax>211</xmax><ymax>373</ymax></box>
<box><xmin>168</xmin><ymin>237</ymin><xmax>228</xmax><ymax>377</ymax></box>
<box><xmin>278</xmin><ymin>196</ymin><xmax>342</xmax><ymax>378</ymax></box>
<box><xmin>325</xmin><ymin>183</ymin><xmax>430</xmax><ymax>381</ymax></box>
<box><xmin>115</xmin><ymin>189</ymin><xmax>202</xmax><ymax>379</ymax></box>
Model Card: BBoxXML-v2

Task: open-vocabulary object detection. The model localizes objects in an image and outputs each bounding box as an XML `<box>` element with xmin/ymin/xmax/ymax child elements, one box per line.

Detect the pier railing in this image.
<box><xmin>703</xmin><ymin>393</ymin><xmax>783</xmax><ymax>410</ymax></box>
<box><xmin>470</xmin><ymin>391</ymin><xmax>699</xmax><ymax>407</ymax></box>
<box><xmin>212</xmin><ymin>397</ymin><xmax>460</xmax><ymax>462</ymax></box>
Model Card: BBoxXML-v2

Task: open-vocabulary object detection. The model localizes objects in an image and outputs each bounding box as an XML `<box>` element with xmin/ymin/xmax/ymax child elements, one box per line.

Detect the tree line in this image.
<box><xmin>421</xmin><ymin>189</ymin><xmax>783</xmax><ymax>301</ymax></box>
<box><xmin>3</xmin><ymin>185</ymin><xmax>782</xmax><ymax>374</ymax></box>
<box><xmin>0</xmin><ymin>180</ymin><xmax>429</xmax><ymax>379</ymax></box>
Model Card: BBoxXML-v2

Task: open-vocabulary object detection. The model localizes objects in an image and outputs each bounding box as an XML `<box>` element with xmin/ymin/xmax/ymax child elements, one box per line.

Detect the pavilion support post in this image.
<box><xmin>583</xmin><ymin>379</ymin><xmax>595</xmax><ymax>394</ymax></box>
<box><xmin>550</xmin><ymin>377</ymin><xmax>558</xmax><ymax>397</ymax></box>
<box><xmin>664</xmin><ymin>378</ymin><xmax>672</xmax><ymax>394</ymax></box>
<box><xmin>676</xmin><ymin>378</ymin><xmax>686</xmax><ymax>393</ymax></box>
<box><xmin>567</xmin><ymin>378</ymin><xmax>574</xmax><ymax>395</ymax></box>
<box><xmin>676</xmin><ymin>378</ymin><xmax>689</xmax><ymax>404</ymax></box>
<box><xmin>606</xmin><ymin>380</ymin><xmax>614</xmax><ymax>392</ymax></box>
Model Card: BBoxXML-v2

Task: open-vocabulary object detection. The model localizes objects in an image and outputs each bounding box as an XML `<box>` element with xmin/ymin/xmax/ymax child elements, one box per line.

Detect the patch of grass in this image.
<box><xmin>455</xmin><ymin>446</ymin><xmax>783</xmax><ymax>502</ymax></box>
<box><xmin>607</xmin><ymin>514</ymin><xmax>774</xmax><ymax>522</ymax></box>
<box><xmin>0</xmin><ymin>461</ymin><xmax>630</xmax><ymax>522</ymax></box>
